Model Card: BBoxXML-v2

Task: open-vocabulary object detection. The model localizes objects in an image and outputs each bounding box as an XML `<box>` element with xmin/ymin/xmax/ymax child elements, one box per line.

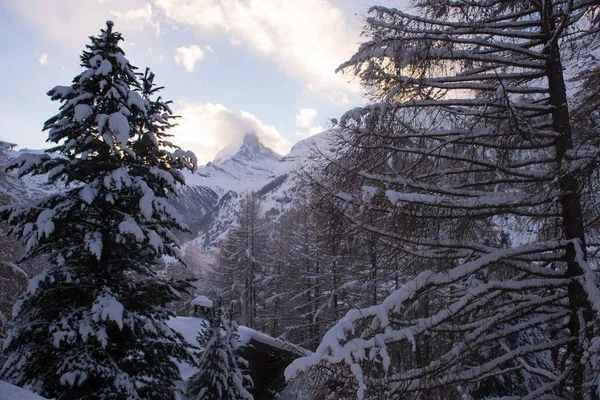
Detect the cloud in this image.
<box><xmin>174</xmin><ymin>45</ymin><xmax>205</xmax><ymax>72</ymax></box>
<box><xmin>110</xmin><ymin>3</ymin><xmax>161</xmax><ymax>35</ymax></box>
<box><xmin>295</xmin><ymin>107</ymin><xmax>324</xmax><ymax>139</ymax></box>
<box><xmin>296</xmin><ymin>125</ymin><xmax>325</xmax><ymax>140</ymax></box>
<box><xmin>38</xmin><ymin>53</ymin><xmax>49</xmax><ymax>66</ymax></box>
<box><xmin>169</xmin><ymin>102</ymin><xmax>291</xmax><ymax>164</ymax></box>
<box><xmin>295</xmin><ymin>108</ymin><xmax>317</xmax><ymax>129</ymax></box>
<box><xmin>7</xmin><ymin>0</ymin><xmax>362</xmax><ymax>104</ymax></box>
<box><xmin>5</xmin><ymin>1</ymin><xmax>162</xmax><ymax>53</ymax></box>
<box><xmin>154</xmin><ymin>0</ymin><xmax>362</xmax><ymax>103</ymax></box>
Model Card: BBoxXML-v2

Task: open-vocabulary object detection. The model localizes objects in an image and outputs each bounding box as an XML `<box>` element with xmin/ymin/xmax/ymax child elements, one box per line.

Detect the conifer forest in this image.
<box><xmin>1</xmin><ymin>1</ymin><xmax>600</xmax><ymax>399</ymax></box>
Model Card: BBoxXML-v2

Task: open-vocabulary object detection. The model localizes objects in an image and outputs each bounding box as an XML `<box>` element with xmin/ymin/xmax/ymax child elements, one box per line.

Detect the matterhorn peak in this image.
<box><xmin>213</xmin><ymin>133</ymin><xmax>281</xmax><ymax>165</ymax></box>
<box><xmin>242</xmin><ymin>133</ymin><xmax>259</xmax><ymax>145</ymax></box>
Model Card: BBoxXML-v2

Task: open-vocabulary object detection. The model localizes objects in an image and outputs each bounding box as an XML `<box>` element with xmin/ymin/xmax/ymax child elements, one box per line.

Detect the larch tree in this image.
<box><xmin>279</xmin><ymin>198</ymin><xmax>325</xmax><ymax>349</ymax></box>
<box><xmin>287</xmin><ymin>1</ymin><xmax>600</xmax><ymax>399</ymax></box>
<box><xmin>279</xmin><ymin>194</ymin><xmax>356</xmax><ymax>351</ymax></box>
<box><xmin>217</xmin><ymin>191</ymin><xmax>269</xmax><ymax>330</ymax></box>
<box><xmin>258</xmin><ymin>211</ymin><xmax>293</xmax><ymax>339</ymax></box>
<box><xmin>0</xmin><ymin>22</ymin><xmax>197</xmax><ymax>399</ymax></box>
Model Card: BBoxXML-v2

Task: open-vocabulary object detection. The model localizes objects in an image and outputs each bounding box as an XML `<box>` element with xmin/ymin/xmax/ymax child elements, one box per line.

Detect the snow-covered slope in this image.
<box><xmin>172</xmin><ymin>131</ymin><xmax>337</xmax><ymax>250</ymax></box>
<box><xmin>2</xmin><ymin>148</ymin><xmax>62</xmax><ymax>204</ymax></box>
<box><xmin>2</xmin><ymin>131</ymin><xmax>338</xmax><ymax>251</ymax></box>
<box><xmin>0</xmin><ymin>381</ymin><xmax>50</xmax><ymax>400</ymax></box>
<box><xmin>258</xmin><ymin>130</ymin><xmax>338</xmax><ymax>216</ymax></box>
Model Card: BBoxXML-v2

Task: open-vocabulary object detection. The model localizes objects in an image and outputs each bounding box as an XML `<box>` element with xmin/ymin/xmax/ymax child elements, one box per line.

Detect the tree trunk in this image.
<box><xmin>543</xmin><ymin>2</ymin><xmax>593</xmax><ymax>395</ymax></box>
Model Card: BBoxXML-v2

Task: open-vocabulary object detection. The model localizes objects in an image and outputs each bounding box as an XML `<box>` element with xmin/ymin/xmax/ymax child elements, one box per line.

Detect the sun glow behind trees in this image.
<box><xmin>285</xmin><ymin>1</ymin><xmax>600</xmax><ymax>398</ymax></box>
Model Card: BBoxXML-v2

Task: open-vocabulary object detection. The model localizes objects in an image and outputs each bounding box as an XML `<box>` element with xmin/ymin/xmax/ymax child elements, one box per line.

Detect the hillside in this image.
<box><xmin>173</xmin><ymin>131</ymin><xmax>336</xmax><ymax>249</ymax></box>
<box><xmin>3</xmin><ymin>131</ymin><xmax>337</xmax><ymax>251</ymax></box>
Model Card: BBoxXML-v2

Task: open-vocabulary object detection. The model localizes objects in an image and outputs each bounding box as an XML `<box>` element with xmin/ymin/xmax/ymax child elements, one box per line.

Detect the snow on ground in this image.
<box><xmin>0</xmin><ymin>381</ymin><xmax>50</xmax><ymax>400</ymax></box>
<box><xmin>167</xmin><ymin>316</ymin><xmax>206</xmax><ymax>381</ymax></box>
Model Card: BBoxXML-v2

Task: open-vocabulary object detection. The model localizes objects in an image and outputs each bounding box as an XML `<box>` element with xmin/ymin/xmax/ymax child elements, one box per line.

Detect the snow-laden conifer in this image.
<box><xmin>187</xmin><ymin>301</ymin><xmax>253</xmax><ymax>400</ymax></box>
<box><xmin>0</xmin><ymin>21</ymin><xmax>196</xmax><ymax>399</ymax></box>
<box><xmin>286</xmin><ymin>1</ymin><xmax>600</xmax><ymax>398</ymax></box>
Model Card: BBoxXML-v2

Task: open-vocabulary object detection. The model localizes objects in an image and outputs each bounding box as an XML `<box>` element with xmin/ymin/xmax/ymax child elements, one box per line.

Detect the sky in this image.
<box><xmin>0</xmin><ymin>0</ymin><xmax>405</xmax><ymax>164</ymax></box>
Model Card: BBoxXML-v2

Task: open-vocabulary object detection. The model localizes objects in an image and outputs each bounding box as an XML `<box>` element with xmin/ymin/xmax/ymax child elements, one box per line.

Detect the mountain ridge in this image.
<box><xmin>213</xmin><ymin>133</ymin><xmax>281</xmax><ymax>165</ymax></box>
<box><xmin>2</xmin><ymin>131</ymin><xmax>337</xmax><ymax>251</ymax></box>
<box><xmin>176</xmin><ymin>131</ymin><xmax>335</xmax><ymax>249</ymax></box>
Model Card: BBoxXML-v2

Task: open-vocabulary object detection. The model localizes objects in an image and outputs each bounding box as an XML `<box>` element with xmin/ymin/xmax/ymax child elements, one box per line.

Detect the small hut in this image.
<box><xmin>237</xmin><ymin>326</ymin><xmax>310</xmax><ymax>399</ymax></box>
<box><xmin>171</xmin><ymin>296</ymin><xmax>310</xmax><ymax>399</ymax></box>
<box><xmin>191</xmin><ymin>295</ymin><xmax>213</xmax><ymax>319</ymax></box>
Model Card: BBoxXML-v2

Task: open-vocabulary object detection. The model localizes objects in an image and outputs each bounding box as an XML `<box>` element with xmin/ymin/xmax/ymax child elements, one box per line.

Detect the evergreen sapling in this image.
<box><xmin>187</xmin><ymin>301</ymin><xmax>253</xmax><ymax>400</ymax></box>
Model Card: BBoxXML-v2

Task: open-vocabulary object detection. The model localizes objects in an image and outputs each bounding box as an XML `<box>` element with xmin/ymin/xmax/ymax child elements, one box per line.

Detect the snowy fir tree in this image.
<box><xmin>0</xmin><ymin>21</ymin><xmax>197</xmax><ymax>399</ymax></box>
<box><xmin>286</xmin><ymin>1</ymin><xmax>600</xmax><ymax>399</ymax></box>
<box><xmin>187</xmin><ymin>301</ymin><xmax>252</xmax><ymax>400</ymax></box>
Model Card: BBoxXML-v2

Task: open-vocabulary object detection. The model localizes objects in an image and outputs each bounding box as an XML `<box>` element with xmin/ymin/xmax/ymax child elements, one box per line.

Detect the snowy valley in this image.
<box><xmin>175</xmin><ymin>132</ymin><xmax>309</xmax><ymax>248</ymax></box>
<box><xmin>4</xmin><ymin>130</ymin><xmax>333</xmax><ymax>252</ymax></box>
<box><xmin>3</xmin><ymin>1</ymin><xmax>600</xmax><ymax>399</ymax></box>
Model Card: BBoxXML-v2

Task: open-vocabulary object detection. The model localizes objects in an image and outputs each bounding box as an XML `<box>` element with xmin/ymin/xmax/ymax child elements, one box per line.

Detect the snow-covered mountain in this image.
<box><xmin>175</xmin><ymin>131</ymin><xmax>336</xmax><ymax>249</ymax></box>
<box><xmin>213</xmin><ymin>133</ymin><xmax>281</xmax><ymax>167</ymax></box>
<box><xmin>1</xmin><ymin>145</ymin><xmax>63</xmax><ymax>204</ymax></box>
<box><xmin>2</xmin><ymin>131</ymin><xmax>337</xmax><ymax>250</ymax></box>
<box><xmin>171</xmin><ymin>133</ymin><xmax>281</xmax><ymax>245</ymax></box>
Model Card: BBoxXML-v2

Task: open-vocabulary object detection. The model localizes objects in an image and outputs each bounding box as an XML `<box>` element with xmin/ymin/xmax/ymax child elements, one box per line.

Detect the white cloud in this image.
<box><xmin>174</xmin><ymin>45</ymin><xmax>205</xmax><ymax>72</ymax></box>
<box><xmin>297</xmin><ymin>125</ymin><xmax>325</xmax><ymax>140</ymax></box>
<box><xmin>4</xmin><ymin>0</ymin><xmax>161</xmax><ymax>54</ymax></box>
<box><xmin>7</xmin><ymin>0</ymin><xmax>362</xmax><ymax>104</ymax></box>
<box><xmin>170</xmin><ymin>102</ymin><xmax>291</xmax><ymax>164</ymax></box>
<box><xmin>110</xmin><ymin>3</ymin><xmax>161</xmax><ymax>35</ymax></box>
<box><xmin>295</xmin><ymin>107</ymin><xmax>325</xmax><ymax>139</ymax></box>
<box><xmin>295</xmin><ymin>108</ymin><xmax>318</xmax><ymax>129</ymax></box>
<box><xmin>154</xmin><ymin>0</ymin><xmax>362</xmax><ymax>103</ymax></box>
<box><xmin>38</xmin><ymin>53</ymin><xmax>48</xmax><ymax>66</ymax></box>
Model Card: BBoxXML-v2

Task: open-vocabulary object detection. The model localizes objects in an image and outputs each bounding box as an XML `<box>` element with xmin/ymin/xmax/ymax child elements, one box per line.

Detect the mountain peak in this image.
<box><xmin>213</xmin><ymin>133</ymin><xmax>281</xmax><ymax>165</ymax></box>
<box><xmin>242</xmin><ymin>133</ymin><xmax>259</xmax><ymax>146</ymax></box>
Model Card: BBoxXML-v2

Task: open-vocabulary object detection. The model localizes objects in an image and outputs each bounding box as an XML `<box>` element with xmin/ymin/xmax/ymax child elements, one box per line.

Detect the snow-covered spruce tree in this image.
<box><xmin>0</xmin><ymin>21</ymin><xmax>196</xmax><ymax>399</ymax></box>
<box><xmin>286</xmin><ymin>1</ymin><xmax>600</xmax><ymax>399</ymax></box>
<box><xmin>187</xmin><ymin>301</ymin><xmax>252</xmax><ymax>400</ymax></box>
